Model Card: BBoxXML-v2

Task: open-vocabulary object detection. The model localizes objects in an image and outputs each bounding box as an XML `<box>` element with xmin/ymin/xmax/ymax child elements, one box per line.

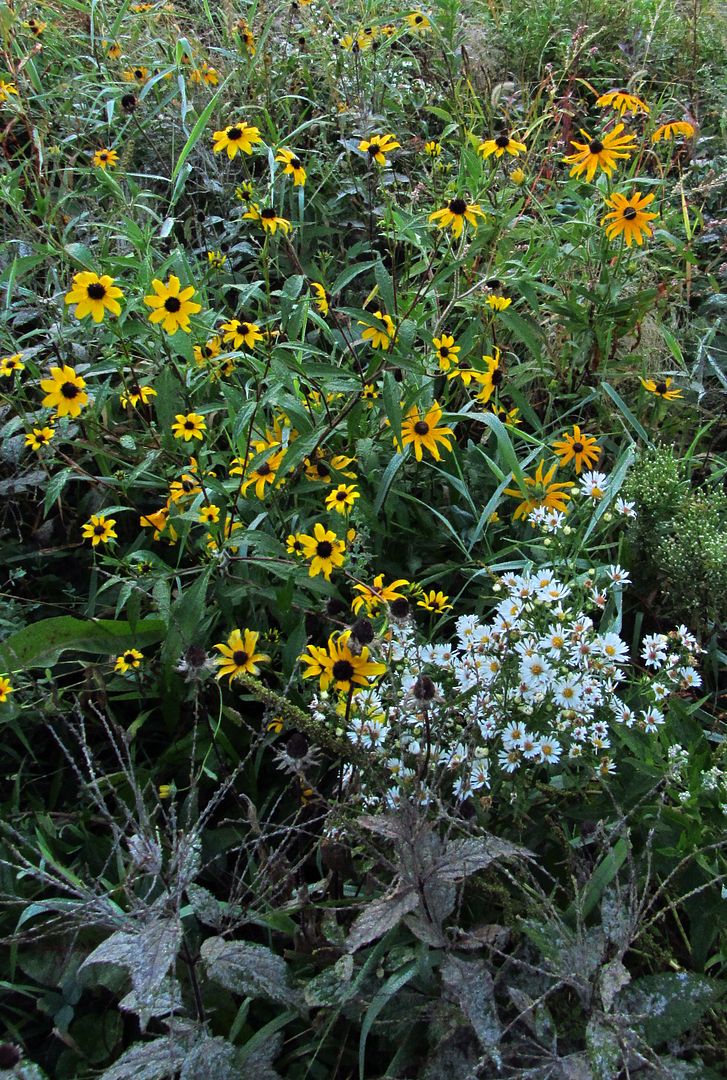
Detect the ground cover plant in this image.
<box><xmin>0</xmin><ymin>0</ymin><xmax>726</xmax><ymax>1076</ymax></box>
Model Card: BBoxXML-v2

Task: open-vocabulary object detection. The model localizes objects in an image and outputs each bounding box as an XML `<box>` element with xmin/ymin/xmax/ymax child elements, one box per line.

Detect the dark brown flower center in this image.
<box><xmin>291</xmin><ymin>157</ymin><xmax>302</xmax><ymax>169</ymax></box>
<box><xmin>316</xmin><ymin>540</ymin><xmax>333</xmax><ymax>558</ymax></box>
<box><xmin>315</xmin><ymin>462</ymin><xmax>330</xmax><ymax>477</ymax></box>
<box><xmin>164</xmin><ymin>296</ymin><xmax>182</xmax><ymax>312</ymax></box>
<box><xmin>332</xmin><ymin>659</ymin><xmax>354</xmax><ymax>681</ymax></box>
<box><xmin>390</xmin><ymin>597</ymin><xmax>409</xmax><ymax>618</ymax></box>
<box><xmin>413</xmin><ymin>420</ymin><xmax>430</xmax><ymax>435</ymax></box>
<box><xmin>623</xmin><ymin>207</ymin><xmax>638</xmax><ymax>220</ymax></box>
<box><xmin>335</xmin><ymin>490</ymin><xmax>347</xmax><ymax>501</ymax></box>
<box><xmin>61</xmin><ymin>381</ymin><xmax>79</xmax><ymax>398</ymax></box>
<box><xmin>366</xmin><ymin>142</ymin><xmax>380</xmax><ymax>156</ymax></box>
<box><xmin>589</xmin><ymin>139</ymin><xmax>604</xmax><ymax>154</ymax></box>
<box><xmin>257</xmin><ymin>462</ymin><xmax>272</xmax><ymax>476</ymax></box>
<box><xmin>232</xmin><ymin>650</ymin><xmax>249</xmax><ymax>666</ymax></box>
<box><xmin>124</xmin><ymin>651</ymin><xmax>135</xmax><ymax>663</ymax></box>
<box><xmin>439</xmin><ymin>346</ymin><xmax>449</xmax><ymax>358</ymax></box>
<box><xmin>261</xmin><ymin>208</ymin><xmax>276</xmax><ymax>219</ymax></box>
<box><xmin>134</xmin><ymin>69</ymin><xmax>144</xmax><ymax>79</ymax></box>
<box><xmin>449</xmin><ymin>198</ymin><xmax>467</xmax><ymax>215</ymax></box>
<box><xmin>573</xmin><ymin>441</ymin><xmax>584</xmax><ymax>453</ymax></box>
<box><xmin>94</xmin><ymin>524</ymin><xmax>105</xmax><ymax>535</ymax></box>
<box><xmin>184</xmin><ymin>420</ymin><xmax>195</xmax><ymax>430</ymax></box>
<box><xmin>655</xmin><ymin>381</ymin><xmax>667</xmax><ymax>394</ymax></box>
<box><xmin>495</xmin><ymin>134</ymin><xmax>510</xmax><ymax>148</ymax></box>
<box><xmin>87</xmin><ymin>282</ymin><xmax>106</xmax><ymax>300</ymax></box>
<box><xmin>491</xmin><ymin>369</ymin><xmax>504</xmax><ymax>385</ymax></box>
<box><xmin>227</xmin><ymin>127</ymin><xmax>243</xmax><ymax>140</ymax></box>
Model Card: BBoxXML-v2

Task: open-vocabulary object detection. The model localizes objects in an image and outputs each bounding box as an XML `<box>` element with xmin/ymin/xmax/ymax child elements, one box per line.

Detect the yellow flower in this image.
<box><xmin>169</xmin><ymin>470</ymin><xmax>201</xmax><ymax>504</ymax></box>
<box><xmin>144</xmin><ymin>274</ymin><xmax>201</xmax><ymax>334</ymax></box>
<box><xmin>243</xmin><ymin>205</ymin><xmax>291</xmax><ymax>234</ymax></box>
<box><xmin>0</xmin><ymin>353</ymin><xmax>24</xmax><ymax>376</ymax></box>
<box><xmin>115</xmin><ymin>648</ymin><xmax>143</xmax><ymax>673</ymax></box>
<box><xmin>563</xmin><ymin>124</ymin><xmax>637</xmax><ymax>182</ymax></box>
<box><xmin>652</xmin><ymin>120</ymin><xmax>695</xmax><ymax>143</ymax></box>
<box><xmin>171</xmin><ymin>413</ymin><xmax>206</xmax><ymax>441</ymax></box>
<box><xmin>140</xmin><ymin>504</ymin><xmax>178</xmax><ymax>544</ymax></box>
<box><xmin>359</xmin><ymin>310</ymin><xmax>396</xmax><ymax>350</ymax></box>
<box><xmin>276</xmin><ymin>147</ymin><xmax>306</xmax><ymax>185</ymax></box>
<box><xmin>398</xmin><ymin>401</ymin><xmax>454</xmax><ymax>461</ymax></box>
<box><xmin>300</xmin><ymin>631</ymin><xmax>385</xmax><ymax>693</ymax></box>
<box><xmin>601</xmin><ymin>191</ymin><xmax>658</xmax><ymax>247</ymax></box>
<box><xmin>510</xmin><ymin>167</ymin><xmax>526</xmax><ymax>184</ymax></box>
<box><xmin>474</xmin><ymin>348</ymin><xmax>504</xmax><ymax>405</ymax></box>
<box><xmin>485</xmin><ymin>294</ymin><xmax>511</xmax><ymax>312</ymax></box>
<box><xmin>236</xmin><ymin>19</ymin><xmax>256</xmax><ymax>56</ymax></box>
<box><xmin>40</xmin><ymin>365</ymin><xmax>89</xmax><ymax>418</ymax></box>
<box><xmin>103</xmin><ymin>41</ymin><xmax>122</xmax><ymax>60</ymax></box>
<box><xmin>310</xmin><ymin>282</ymin><xmax>329</xmax><ymax>316</ymax></box>
<box><xmin>158</xmin><ymin>784</ymin><xmax>173</xmax><ymax>799</ymax></box>
<box><xmin>65</xmin><ymin>271</ymin><xmax>124</xmax><ymax>323</ymax></box>
<box><xmin>286</xmin><ymin>533</ymin><xmax>305</xmax><ymax>556</ymax></box>
<box><xmin>190</xmin><ymin>62</ymin><xmax>219</xmax><ymax>85</ymax></box>
<box><xmin>120</xmin><ymin>383</ymin><xmax>156</xmax><ymax>408</ymax></box>
<box><xmin>351</xmin><ymin>574</ymin><xmax>409</xmax><ymax>616</ymax></box>
<box><xmin>207</xmin><ymin>250</ymin><xmax>227</xmax><ymax>270</ymax></box>
<box><xmin>206</xmin><ymin>516</ymin><xmax>242</xmax><ymax>553</ymax></box>
<box><xmin>552</xmin><ymin>425</ymin><xmax>600</xmax><ymax>473</ymax></box>
<box><xmin>433</xmin><ymin>334</ymin><xmax>460</xmax><ymax>371</ymax></box>
<box><xmin>298</xmin><ymin>523</ymin><xmax>346</xmax><ymax>580</ymax></box>
<box><xmin>478</xmin><ymin>132</ymin><xmax>527</xmax><ymax>159</ymax></box>
<box><xmin>362</xmin><ymin>383</ymin><xmax>379</xmax><ymax>405</ymax></box>
<box><xmin>640</xmin><ymin>376</ymin><xmax>683</xmax><ymax>400</ymax></box>
<box><xmin>596</xmin><ymin>90</ymin><xmax>649</xmax><ymax>116</ymax></box>
<box><xmin>504</xmin><ymin>460</ymin><xmax>572</xmax><ymax>520</ymax></box>
<box><xmin>0</xmin><ymin>675</ymin><xmax>13</xmax><ymax>703</ymax></box>
<box><xmin>215</xmin><ymin>628</ymin><xmax>270</xmax><ymax>682</ymax></box>
<box><xmin>123</xmin><ymin>66</ymin><xmax>149</xmax><ymax>84</ymax></box>
<box><xmin>445</xmin><ymin>360</ymin><xmax>489</xmax><ymax>388</ymax></box>
<box><xmin>25</xmin><ymin>426</ymin><xmax>55</xmax><ymax>450</ymax></box>
<box><xmin>424</xmin><ymin>140</ymin><xmax>442</xmax><ymax>156</ymax></box>
<box><xmin>490</xmin><ymin>402</ymin><xmax>520</xmax><ymax>426</ymax></box>
<box><xmin>194</xmin><ymin>336</ymin><xmax>222</xmax><ymax>366</ymax></box>
<box><xmin>240</xmin><ymin>443</ymin><xmax>286</xmax><ymax>499</ymax></box>
<box><xmin>0</xmin><ymin>80</ymin><xmax>19</xmax><ymax>103</ymax></box>
<box><xmin>25</xmin><ymin>18</ymin><xmax>46</xmax><ymax>35</ymax></box>
<box><xmin>429</xmin><ymin>198</ymin><xmax>485</xmax><ymax>238</ymax></box>
<box><xmin>212</xmin><ymin>122</ymin><xmax>262</xmax><ymax>159</ymax></box>
<box><xmin>405</xmin><ymin>11</ymin><xmax>431</xmax><ymax>32</ymax></box>
<box><xmin>304</xmin><ymin>452</ymin><xmax>356</xmax><ymax>483</ymax></box>
<box><xmin>220</xmin><ymin>317</ymin><xmax>263</xmax><ymax>350</ymax></box>
<box><xmin>81</xmin><ymin>513</ymin><xmax>118</xmax><ymax>546</ymax></box>
<box><xmin>358</xmin><ymin>133</ymin><xmax>400</xmax><ymax>167</ymax></box>
<box><xmin>93</xmin><ymin>147</ymin><xmax>119</xmax><ymax>169</ymax></box>
<box><xmin>325</xmin><ymin>484</ymin><xmax>360</xmax><ymax>514</ymax></box>
<box><xmin>417</xmin><ymin>590</ymin><xmax>453</xmax><ymax>613</ymax></box>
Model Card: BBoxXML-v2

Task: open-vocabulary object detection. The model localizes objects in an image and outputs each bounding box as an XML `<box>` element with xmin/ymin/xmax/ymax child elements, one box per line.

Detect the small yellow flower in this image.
<box><xmin>429</xmin><ymin>198</ymin><xmax>485</xmax><ymax>239</ymax></box>
<box><xmin>424</xmin><ymin>140</ymin><xmax>442</xmax><ymax>156</ymax></box>
<box><xmin>510</xmin><ymin>167</ymin><xmax>526</xmax><ymax>184</ymax></box>
<box><xmin>40</xmin><ymin>365</ymin><xmax>89</xmax><ymax>418</ymax></box>
<box><xmin>212</xmin><ymin>122</ymin><xmax>262</xmax><ymax>159</ymax></box>
<box><xmin>198</xmin><ymin>504</ymin><xmax>220</xmax><ymax>524</ymax></box>
<box><xmin>190</xmin><ymin>62</ymin><xmax>219</xmax><ymax>85</ymax></box>
<box><xmin>359</xmin><ymin>310</ymin><xmax>396</xmax><ymax>350</ymax></box>
<box><xmin>478</xmin><ymin>132</ymin><xmax>527</xmax><ymax>159</ymax></box>
<box><xmin>276</xmin><ymin>147</ymin><xmax>306</xmax><ymax>186</ymax></box>
<box><xmin>286</xmin><ymin>533</ymin><xmax>305</xmax><ymax>556</ymax></box>
<box><xmin>601</xmin><ymin>191</ymin><xmax>658</xmax><ymax>247</ymax></box>
<box><xmin>551</xmin><ymin>425</ymin><xmax>600</xmax><ymax>473</ymax></box>
<box><xmin>397</xmin><ymin>401</ymin><xmax>454</xmax><ymax>461</ymax></box>
<box><xmin>310</xmin><ymin>282</ymin><xmax>329</xmax><ymax>316</ymax></box>
<box><xmin>405</xmin><ymin>11</ymin><xmax>431</xmax><ymax>32</ymax></box>
<box><xmin>123</xmin><ymin>66</ymin><xmax>149</xmax><ymax>84</ymax></box>
<box><xmin>298</xmin><ymin>523</ymin><xmax>346</xmax><ymax>580</ymax></box>
<box><xmin>432</xmin><ymin>334</ymin><xmax>460</xmax><ymax>371</ymax></box>
<box><xmin>171</xmin><ymin>413</ymin><xmax>207</xmax><ymax>441</ymax></box>
<box><xmin>207</xmin><ymin>250</ymin><xmax>227</xmax><ymax>270</ymax></box>
<box><xmin>144</xmin><ymin>274</ymin><xmax>201</xmax><ymax>334</ymax></box>
<box><xmin>81</xmin><ymin>513</ymin><xmax>118</xmax><ymax>547</ymax></box>
<box><xmin>362</xmin><ymin>383</ymin><xmax>380</xmax><ymax>405</ymax></box>
<box><xmin>0</xmin><ymin>80</ymin><xmax>19</xmax><ymax>104</ymax></box>
<box><xmin>351</xmin><ymin>575</ymin><xmax>409</xmax><ymax>616</ymax></box>
<box><xmin>120</xmin><ymin>384</ymin><xmax>156</xmax><ymax>409</ymax></box>
<box><xmin>220</xmin><ymin>317</ymin><xmax>263</xmax><ymax>351</ymax></box>
<box><xmin>214</xmin><ymin>628</ymin><xmax>270</xmax><ymax>682</ymax></box>
<box><xmin>300</xmin><ymin>631</ymin><xmax>385</xmax><ymax>693</ymax></box>
<box><xmin>65</xmin><ymin>271</ymin><xmax>124</xmax><ymax>323</ymax></box>
<box><xmin>93</xmin><ymin>147</ymin><xmax>119</xmax><ymax>169</ymax></box>
<box><xmin>640</xmin><ymin>377</ymin><xmax>683</xmax><ymax>400</ymax></box>
<box><xmin>25</xmin><ymin>18</ymin><xmax>47</xmax><ymax>35</ymax></box>
<box><xmin>267</xmin><ymin>717</ymin><xmax>284</xmax><ymax>733</ymax></box>
<box><xmin>103</xmin><ymin>41</ymin><xmax>122</xmax><ymax>60</ymax></box>
<box><xmin>563</xmin><ymin>124</ymin><xmax>637</xmax><ymax>182</ymax></box>
<box><xmin>0</xmin><ymin>675</ymin><xmax>14</xmax><ymax>703</ymax></box>
<box><xmin>485</xmin><ymin>295</ymin><xmax>512</xmax><ymax>312</ymax></box>
<box><xmin>596</xmin><ymin>89</ymin><xmax>649</xmax><ymax>116</ymax></box>
<box><xmin>358</xmin><ymin>133</ymin><xmax>400</xmax><ymax>167</ymax></box>
<box><xmin>115</xmin><ymin>648</ymin><xmax>143</xmax><ymax>673</ymax></box>
<box><xmin>243</xmin><ymin>205</ymin><xmax>291</xmax><ymax>235</ymax></box>
<box><xmin>325</xmin><ymin>483</ymin><xmax>360</xmax><ymax>514</ymax></box>
<box><xmin>0</xmin><ymin>353</ymin><xmax>25</xmax><ymax>376</ymax></box>
<box><xmin>417</xmin><ymin>590</ymin><xmax>453</xmax><ymax>613</ymax></box>
<box><xmin>25</xmin><ymin>426</ymin><xmax>55</xmax><ymax>450</ymax></box>
<box><xmin>504</xmin><ymin>460</ymin><xmax>572</xmax><ymax>520</ymax></box>
<box><xmin>194</xmin><ymin>336</ymin><xmax>222</xmax><ymax>366</ymax></box>
<box><xmin>236</xmin><ymin>19</ymin><xmax>256</xmax><ymax>56</ymax></box>
<box><xmin>158</xmin><ymin>784</ymin><xmax>173</xmax><ymax>799</ymax></box>
<box><xmin>652</xmin><ymin>120</ymin><xmax>695</xmax><ymax>143</ymax></box>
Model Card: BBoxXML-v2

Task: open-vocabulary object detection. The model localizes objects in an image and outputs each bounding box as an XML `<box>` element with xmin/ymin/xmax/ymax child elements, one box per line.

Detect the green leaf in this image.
<box><xmin>0</xmin><ymin>617</ymin><xmax>166</xmax><ymax>671</ymax></box>
<box><xmin>602</xmin><ymin>382</ymin><xmax>652</xmax><ymax>446</ymax></box>
<box><xmin>171</xmin><ymin>77</ymin><xmax>230</xmax><ymax>184</ymax></box>
<box><xmin>618</xmin><ymin>973</ymin><xmax>725</xmax><ymax>1047</ymax></box>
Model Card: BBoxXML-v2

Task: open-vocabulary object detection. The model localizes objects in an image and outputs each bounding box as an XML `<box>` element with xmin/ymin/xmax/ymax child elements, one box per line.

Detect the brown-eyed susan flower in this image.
<box><xmin>563</xmin><ymin>124</ymin><xmax>637</xmax><ymax>182</ymax></box>
<box><xmin>243</xmin><ymin>204</ymin><xmax>291</xmax><ymax>235</ymax></box>
<box><xmin>398</xmin><ymin>401</ymin><xmax>454</xmax><ymax>461</ymax></box>
<box><xmin>490</xmin><ymin>402</ymin><xmax>520</xmax><ymax>426</ymax></box>
<box><xmin>358</xmin><ymin>133</ymin><xmax>400</xmax><ymax>166</ymax></box>
<box><xmin>429</xmin><ymin>198</ymin><xmax>485</xmax><ymax>238</ymax></box>
<box><xmin>298</xmin><ymin>523</ymin><xmax>346</xmax><ymax>580</ymax></box>
<box><xmin>300</xmin><ymin>631</ymin><xmax>385</xmax><ymax>694</ymax></box>
<box><xmin>206</xmin><ymin>516</ymin><xmax>242</xmax><ymax>553</ymax></box>
<box><xmin>325</xmin><ymin>483</ymin><xmax>360</xmax><ymax>514</ymax></box>
<box><xmin>236</xmin><ymin>19</ymin><xmax>256</xmax><ymax>55</ymax></box>
<box><xmin>140</xmin><ymin>504</ymin><xmax>178</xmax><ymax>544</ymax></box>
<box><xmin>171</xmin><ymin>413</ymin><xmax>206</xmax><ymax>441</ymax></box>
<box><xmin>207</xmin><ymin>250</ymin><xmax>227</xmax><ymax>270</ymax></box>
<box><xmin>504</xmin><ymin>460</ymin><xmax>572</xmax><ymax>520</ymax></box>
<box><xmin>485</xmin><ymin>294</ymin><xmax>512</xmax><ymax>312</ymax></box>
<box><xmin>362</xmin><ymin>383</ymin><xmax>379</xmax><ymax>405</ymax></box>
<box><xmin>405</xmin><ymin>11</ymin><xmax>431</xmax><ymax>32</ymax></box>
<box><xmin>120</xmin><ymin>383</ymin><xmax>156</xmax><ymax>409</ymax></box>
<box><xmin>93</xmin><ymin>147</ymin><xmax>119</xmax><ymax>169</ymax></box>
<box><xmin>103</xmin><ymin>40</ymin><xmax>122</xmax><ymax>59</ymax></box>
<box><xmin>212</xmin><ymin>121</ymin><xmax>262</xmax><ymax>158</ymax></box>
<box><xmin>234</xmin><ymin>180</ymin><xmax>256</xmax><ymax>205</ymax></box>
<box><xmin>303</xmin><ymin>452</ymin><xmax>356</xmax><ymax>483</ymax></box>
<box><xmin>352</xmin><ymin>575</ymin><xmax>409</xmax><ymax>615</ymax></box>
<box><xmin>220</xmin><ymin>317</ymin><xmax>263</xmax><ymax>350</ymax></box>
<box><xmin>0</xmin><ymin>675</ymin><xmax>13</xmax><ymax>702</ymax></box>
<box><xmin>652</xmin><ymin>120</ymin><xmax>695</xmax><ymax>143</ymax></box>
<box><xmin>81</xmin><ymin>513</ymin><xmax>118</xmax><ymax>546</ymax></box>
<box><xmin>40</xmin><ymin>365</ymin><xmax>89</xmax><ymax>418</ymax></box>
<box><xmin>215</xmin><ymin>628</ymin><xmax>270</xmax><ymax>682</ymax></box>
<box><xmin>144</xmin><ymin>274</ymin><xmax>201</xmax><ymax>334</ymax></box>
<box><xmin>241</xmin><ymin>444</ymin><xmax>286</xmax><ymax>499</ymax></box>
<box><xmin>65</xmin><ymin>271</ymin><xmax>124</xmax><ymax>323</ymax></box>
<box><xmin>445</xmin><ymin>360</ymin><xmax>488</xmax><ymax>388</ymax></box>
<box><xmin>25</xmin><ymin>18</ymin><xmax>46</xmax><ymax>34</ymax></box>
<box><xmin>552</xmin><ymin>425</ymin><xmax>600</xmax><ymax>473</ymax></box>
<box><xmin>190</xmin><ymin>62</ymin><xmax>219</xmax><ymax>85</ymax></box>
<box><xmin>0</xmin><ymin>353</ymin><xmax>24</xmax><ymax>376</ymax></box>
<box><xmin>310</xmin><ymin>282</ymin><xmax>329</xmax><ymax>316</ymax></box>
<box><xmin>417</xmin><ymin>590</ymin><xmax>453</xmax><ymax>613</ymax></box>
<box><xmin>601</xmin><ymin>191</ymin><xmax>658</xmax><ymax>247</ymax></box>
<box><xmin>194</xmin><ymin>336</ymin><xmax>222</xmax><ymax>366</ymax></box>
<box><xmin>359</xmin><ymin>310</ymin><xmax>396</xmax><ymax>350</ymax></box>
<box><xmin>286</xmin><ymin>533</ymin><xmax>305</xmax><ymax>556</ymax></box>
<box><xmin>474</xmin><ymin>348</ymin><xmax>504</xmax><ymax>405</ymax></box>
<box><xmin>169</xmin><ymin>470</ymin><xmax>201</xmax><ymax>503</ymax></box>
<box><xmin>478</xmin><ymin>132</ymin><xmax>527</xmax><ymax>159</ymax></box>
<box><xmin>433</xmin><ymin>334</ymin><xmax>460</xmax><ymax>371</ymax></box>
<box><xmin>640</xmin><ymin>376</ymin><xmax>683</xmax><ymax>400</ymax></box>
<box><xmin>276</xmin><ymin>147</ymin><xmax>306</xmax><ymax>185</ymax></box>
<box><xmin>424</xmin><ymin>140</ymin><xmax>442</xmax><ymax>156</ymax></box>
<box><xmin>25</xmin><ymin>426</ymin><xmax>55</xmax><ymax>450</ymax></box>
<box><xmin>115</xmin><ymin>648</ymin><xmax>143</xmax><ymax>673</ymax></box>
<box><xmin>0</xmin><ymin>80</ymin><xmax>19</xmax><ymax>103</ymax></box>
<box><xmin>596</xmin><ymin>89</ymin><xmax>649</xmax><ymax>116</ymax></box>
<box><xmin>124</xmin><ymin>66</ymin><xmax>149</xmax><ymax>84</ymax></box>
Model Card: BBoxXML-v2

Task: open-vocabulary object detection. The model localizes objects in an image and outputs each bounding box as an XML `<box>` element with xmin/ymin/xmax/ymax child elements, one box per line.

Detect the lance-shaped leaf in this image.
<box><xmin>346</xmin><ymin>884</ymin><xmax>419</xmax><ymax>953</ymax></box>
<box><xmin>200</xmin><ymin>937</ymin><xmax>304</xmax><ymax>1011</ymax></box>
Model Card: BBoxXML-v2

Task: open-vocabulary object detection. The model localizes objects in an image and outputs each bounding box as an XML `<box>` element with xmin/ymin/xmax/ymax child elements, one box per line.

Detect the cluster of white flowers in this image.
<box><xmin>312</xmin><ymin>568</ymin><xmax>702</xmax><ymax>809</ymax></box>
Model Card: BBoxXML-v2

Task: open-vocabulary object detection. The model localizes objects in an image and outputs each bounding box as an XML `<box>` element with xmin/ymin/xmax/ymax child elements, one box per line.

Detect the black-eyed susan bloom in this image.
<box><xmin>640</xmin><ymin>377</ymin><xmax>683</xmax><ymax>400</ymax></box>
<box><xmin>429</xmin><ymin>198</ymin><xmax>485</xmax><ymax>238</ymax></box>
<box><xmin>552</xmin><ymin>425</ymin><xmax>600</xmax><ymax>473</ymax></box>
<box><xmin>236</xmin><ymin>18</ymin><xmax>256</xmax><ymax>55</ymax></box>
<box><xmin>398</xmin><ymin>401</ymin><xmax>454</xmax><ymax>461</ymax></box>
<box><xmin>417</xmin><ymin>590</ymin><xmax>453</xmax><ymax>613</ymax></box>
<box><xmin>0</xmin><ymin>353</ymin><xmax>24</xmax><ymax>376</ymax></box>
<box><xmin>81</xmin><ymin>513</ymin><xmax>118</xmax><ymax>546</ymax></box>
<box><xmin>358</xmin><ymin>133</ymin><xmax>400</xmax><ymax>166</ymax></box>
<box><xmin>241</xmin><ymin>444</ymin><xmax>286</xmax><ymax>499</ymax></box>
<box><xmin>25</xmin><ymin>426</ymin><xmax>55</xmax><ymax>450</ymax></box>
<box><xmin>144</xmin><ymin>275</ymin><xmax>201</xmax><ymax>334</ymax></box>
<box><xmin>124</xmin><ymin>66</ymin><xmax>149</xmax><ymax>84</ymax></box>
<box><xmin>359</xmin><ymin>310</ymin><xmax>396</xmax><ymax>350</ymax></box>
<box><xmin>405</xmin><ymin>11</ymin><xmax>431</xmax><ymax>32</ymax></box>
<box><xmin>120</xmin><ymin>383</ymin><xmax>156</xmax><ymax>409</ymax></box>
<box><xmin>115</xmin><ymin>648</ymin><xmax>143</xmax><ymax>673</ymax></box>
<box><xmin>243</xmin><ymin>205</ymin><xmax>291</xmax><ymax>235</ymax></box>
<box><xmin>563</xmin><ymin>124</ymin><xmax>637</xmax><ymax>182</ymax></box>
<box><xmin>298</xmin><ymin>523</ymin><xmax>346</xmax><ymax>580</ymax></box>
<box><xmin>477</xmin><ymin>132</ymin><xmax>527</xmax><ymax>159</ymax></box>
<box><xmin>198</xmin><ymin>504</ymin><xmax>220</xmax><ymax>524</ymax></box>
<box><xmin>596</xmin><ymin>89</ymin><xmax>649</xmax><ymax>116</ymax></box>
<box><xmin>300</xmin><ymin>631</ymin><xmax>385</xmax><ymax>694</ymax></box>
<box><xmin>276</xmin><ymin>147</ymin><xmax>306</xmax><ymax>185</ymax></box>
<box><xmin>93</xmin><ymin>147</ymin><xmax>119</xmax><ymax>169</ymax></box>
<box><xmin>212</xmin><ymin>122</ymin><xmax>262</xmax><ymax>158</ymax></box>
<box><xmin>351</xmin><ymin>574</ymin><xmax>409</xmax><ymax>615</ymax></box>
<box><xmin>103</xmin><ymin>40</ymin><xmax>122</xmax><ymax>59</ymax></box>
<box><xmin>504</xmin><ymin>460</ymin><xmax>572</xmax><ymax>520</ymax></box>
<box><xmin>215</xmin><ymin>628</ymin><xmax>270</xmax><ymax>683</ymax></box>
<box><xmin>325</xmin><ymin>483</ymin><xmax>360</xmax><ymax>514</ymax></box>
<box><xmin>310</xmin><ymin>282</ymin><xmax>329</xmax><ymax>316</ymax></box>
<box><xmin>652</xmin><ymin>120</ymin><xmax>695</xmax><ymax>143</ymax></box>
<box><xmin>474</xmin><ymin>348</ymin><xmax>504</xmax><ymax>405</ymax></box>
<box><xmin>65</xmin><ymin>271</ymin><xmax>124</xmax><ymax>323</ymax></box>
<box><xmin>220</xmin><ymin>317</ymin><xmax>263</xmax><ymax>350</ymax></box>
<box><xmin>601</xmin><ymin>191</ymin><xmax>658</xmax><ymax>247</ymax></box>
<box><xmin>0</xmin><ymin>675</ymin><xmax>13</xmax><ymax>703</ymax></box>
<box><xmin>194</xmin><ymin>336</ymin><xmax>222</xmax><ymax>366</ymax></box>
<box><xmin>0</xmin><ymin>80</ymin><xmax>19</xmax><ymax>103</ymax></box>
<box><xmin>286</xmin><ymin>533</ymin><xmax>305</xmax><ymax>556</ymax></box>
<box><xmin>171</xmin><ymin>414</ymin><xmax>205</xmax><ymax>444</ymax></box>
<box><xmin>40</xmin><ymin>365</ymin><xmax>89</xmax><ymax>418</ymax></box>
<box><xmin>432</xmin><ymin>334</ymin><xmax>459</xmax><ymax>371</ymax></box>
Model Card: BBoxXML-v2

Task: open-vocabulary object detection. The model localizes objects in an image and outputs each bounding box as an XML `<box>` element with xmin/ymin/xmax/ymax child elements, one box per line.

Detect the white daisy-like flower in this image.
<box><xmin>579</xmin><ymin>470</ymin><xmax>609</xmax><ymax>500</ymax></box>
<box><xmin>597</xmin><ymin>633</ymin><xmax>630</xmax><ymax>664</ymax></box>
<box><xmin>498</xmin><ymin>747</ymin><xmax>522</xmax><ymax>772</ymax></box>
<box><xmin>606</xmin><ymin>564</ymin><xmax>631</xmax><ymax>588</ymax></box>
<box><xmin>615</xmin><ymin>497</ymin><xmax>637</xmax><ymax>518</ymax></box>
